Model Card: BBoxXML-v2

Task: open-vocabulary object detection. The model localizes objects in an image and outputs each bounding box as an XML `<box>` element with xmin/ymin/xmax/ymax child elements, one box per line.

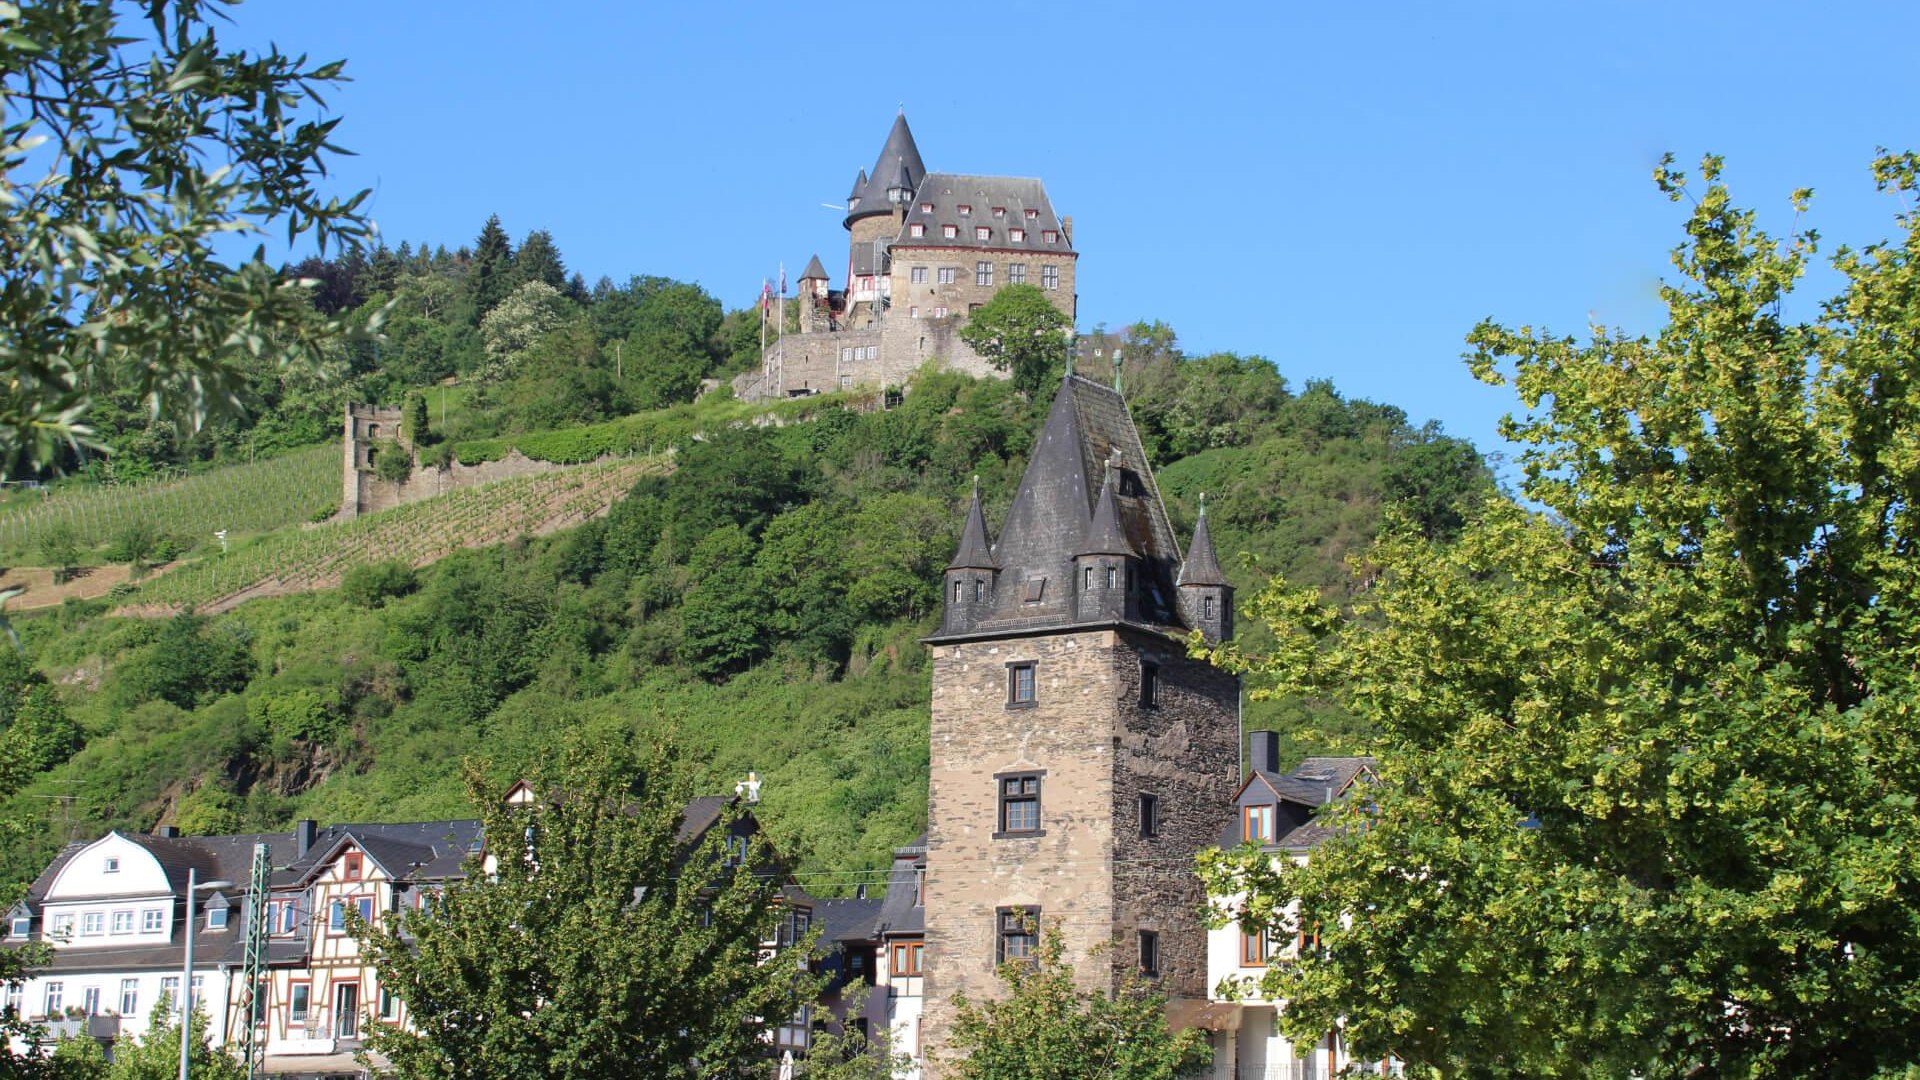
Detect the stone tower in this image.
<box><xmin>921</xmin><ymin>373</ymin><xmax>1240</xmax><ymax>1066</ymax></box>
<box><xmin>842</xmin><ymin>111</ymin><xmax>924</xmax><ymax>329</ymax></box>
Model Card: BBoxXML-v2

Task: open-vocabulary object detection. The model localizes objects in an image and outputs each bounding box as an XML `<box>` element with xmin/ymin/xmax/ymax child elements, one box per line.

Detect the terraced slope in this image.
<box><xmin>124</xmin><ymin>453</ymin><xmax>666</xmax><ymax>614</ymax></box>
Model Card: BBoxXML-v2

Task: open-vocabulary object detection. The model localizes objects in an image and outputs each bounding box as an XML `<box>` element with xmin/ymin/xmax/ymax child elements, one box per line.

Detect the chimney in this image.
<box><xmin>153</xmin><ymin>825</ymin><xmax>179</xmax><ymax>839</ymax></box>
<box><xmin>1061</xmin><ymin>215</ymin><xmax>1073</xmax><ymax>243</ymax></box>
<box><xmin>295</xmin><ymin>819</ymin><xmax>317</xmax><ymax>857</ymax></box>
<box><xmin>1248</xmin><ymin>730</ymin><xmax>1280</xmax><ymax>777</ymax></box>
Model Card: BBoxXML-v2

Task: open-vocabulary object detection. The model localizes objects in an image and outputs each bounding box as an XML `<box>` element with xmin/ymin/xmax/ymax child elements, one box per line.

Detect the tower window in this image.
<box><xmin>996</xmin><ymin>906</ymin><xmax>1039</xmax><ymax>966</ymax></box>
<box><xmin>953</xmin><ymin>580</ymin><xmax>963</xmax><ymax>604</ymax></box>
<box><xmin>1138</xmin><ymin>930</ymin><xmax>1160</xmax><ymax>977</ymax></box>
<box><xmin>1106</xmin><ymin>564</ymin><xmax>1119</xmax><ymax>589</ymax></box>
<box><xmin>972</xmin><ymin>579</ymin><xmax>984</xmax><ymax>602</ymax></box>
<box><xmin>1203</xmin><ymin>595</ymin><xmax>1216</xmax><ymax>620</ymax></box>
<box><xmin>997</xmin><ymin>773</ymin><xmax>1042</xmax><ymax>835</ymax></box>
<box><xmin>1007</xmin><ymin>663</ymin><xmax>1037</xmax><ymax>707</ymax></box>
<box><xmin>1139</xmin><ymin>792</ymin><xmax>1160</xmax><ymax>838</ymax></box>
<box><xmin>1141</xmin><ymin>663</ymin><xmax>1160</xmax><ymax>709</ymax></box>
<box><xmin>1083</xmin><ymin>565</ymin><xmax>1094</xmax><ymax>591</ymax></box>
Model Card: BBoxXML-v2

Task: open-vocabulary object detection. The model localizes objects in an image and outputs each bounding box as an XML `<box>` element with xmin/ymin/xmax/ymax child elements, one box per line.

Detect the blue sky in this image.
<box><xmin>231</xmin><ymin>1</ymin><xmax>1917</xmax><ymax>465</ymax></box>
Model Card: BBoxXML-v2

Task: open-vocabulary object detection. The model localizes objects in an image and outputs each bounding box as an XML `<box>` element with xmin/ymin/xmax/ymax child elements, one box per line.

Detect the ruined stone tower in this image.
<box><xmin>921</xmin><ymin>373</ymin><xmax>1239</xmax><ymax>1065</ymax></box>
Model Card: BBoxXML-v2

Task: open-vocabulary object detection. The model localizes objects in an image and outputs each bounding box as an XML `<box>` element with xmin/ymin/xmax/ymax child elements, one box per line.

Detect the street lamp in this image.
<box><xmin>179</xmin><ymin>869</ymin><xmax>233</xmax><ymax>1080</ymax></box>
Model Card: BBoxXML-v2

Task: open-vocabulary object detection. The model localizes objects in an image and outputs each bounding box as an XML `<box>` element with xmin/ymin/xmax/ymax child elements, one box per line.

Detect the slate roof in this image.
<box><xmin>891</xmin><ymin>174</ymin><xmax>1073</xmax><ymax>256</ymax></box>
<box><xmin>1079</xmin><ymin>465</ymin><xmax>1138</xmax><ymax>558</ymax></box>
<box><xmin>815</xmin><ymin>897</ymin><xmax>884</xmax><ymax>945</ymax></box>
<box><xmin>874</xmin><ymin>838</ymin><xmax>926</xmax><ymax>938</ymax></box>
<box><xmin>845</xmin><ymin>113</ymin><xmax>926</xmax><ymax>227</ymax></box>
<box><xmin>1224</xmin><ymin>757</ymin><xmax>1378</xmax><ymax>852</ymax></box>
<box><xmin>930</xmin><ymin>374</ymin><xmax>1188</xmax><ymax>639</ymax></box>
<box><xmin>798</xmin><ymin>254</ymin><xmax>829</xmax><ymax>282</ymax></box>
<box><xmin>948</xmin><ymin>483</ymin><xmax>997</xmax><ymax>570</ymax></box>
<box><xmin>1176</xmin><ymin>498</ymin><xmax>1229</xmax><ymax>587</ymax></box>
<box><xmin>276</xmin><ymin>820</ymin><xmax>480</xmax><ymax>888</ymax></box>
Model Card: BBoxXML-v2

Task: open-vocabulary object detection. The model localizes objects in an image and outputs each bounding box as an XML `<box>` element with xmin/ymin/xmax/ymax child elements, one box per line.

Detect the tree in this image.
<box><xmin>466</xmin><ymin>214</ymin><xmax>516</xmax><ymax>320</ymax></box>
<box><xmin>958</xmin><ymin>284</ymin><xmax>1071</xmax><ymax>399</ymax></box>
<box><xmin>943</xmin><ymin>927</ymin><xmax>1211</xmax><ymax>1080</ymax></box>
<box><xmin>102</xmin><ymin>1000</ymin><xmax>246</xmax><ymax>1080</ymax></box>
<box><xmin>402</xmin><ymin>390</ymin><xmax>430</xmax><ymax>446</ymax></box>
<box><xmin>478</xmin><ymin>280</ymin><xmax>571</xmax><ymax>384</ymax></box>
<box><xmin>679</xmin><ymin>524</ymin><xmax>769</xmax><ymax>680</ymax></box>
<box><xmin>514</xmin><ymin>228</ymin><xmax>569</xmax><ymax>291</ymax></box>
<box><xmin>354</xmin><ymin>735</ymin><xmax>816</xmax><ymax>1080</ymax></box>
<box><xmin>1196</xmin><ymin>154</ymin><xmax>1920</xmax><ymax>1078</ymax></box>
<box><xmin>0</xmin><ymin>0</ymin><xmax>370</xmax><ymax>477</ymax></box>
<box><xmin>37</xmin><ymin>524</ymin><xmax>82</xmax><ymax>585</ymax></box>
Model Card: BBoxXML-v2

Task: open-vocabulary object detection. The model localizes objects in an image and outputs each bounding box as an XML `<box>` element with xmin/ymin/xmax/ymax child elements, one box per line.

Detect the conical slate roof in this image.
<box><xmin>848</xmin><ymin>169</ymin><xmax>868</xmax><ymax>202</ymax></box>
<box><xmin>845</xmin><ymin>113</ymin><xmax>926</xmax><ymax>227</ymax></box>
<box><xmin>798</xmin><ymin>254</ymin><xmax>829</xmax><ymax>282</ymax></box>
<box><xmin>1078</xmin><ymin>464</ymin><xmax>1138</xmax><ymax>558</ymax></box>
<box><xmin>1177</xmin><ymin>496</ymin><xmax>1229</xmax><ymax>587</ymax></box>
<box><xmin>948</xmin><ymin>481</ymin><xmax>997</xmax><ymax>570</ymax></box>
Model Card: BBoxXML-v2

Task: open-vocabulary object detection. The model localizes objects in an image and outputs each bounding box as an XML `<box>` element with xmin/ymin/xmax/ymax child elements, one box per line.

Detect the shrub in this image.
<box><xmin>38</xmin><ymin>522</ymin><xmax>82</xmax><ymax>583</ymax></box>
<box><xmin>341</xmin><ymin>559</ymin><xmax>419</xmax><ymax>608</ymax></box>
<box><xmin>372</xmin><ymin>438</ymin><xmax>413</xmax><ymax>483</ymax></box>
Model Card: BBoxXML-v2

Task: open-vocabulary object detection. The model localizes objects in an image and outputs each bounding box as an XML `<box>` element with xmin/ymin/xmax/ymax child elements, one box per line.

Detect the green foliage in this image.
<box><xmin>356</xmin><ymin>735</ymin><xmax>817</xmax><ymax>1079</ymax></box>
<box><xmin>370</xmin><ymin>438</ymin><xmax>412</xmax><ymax>484</ymax></box>
<box><xmin>945</xmin><ymin>927</ymin><xmax>1210</xmax><ymax>1080</ymax></box>
<box><xmin>958</xmin><ymin>284</ymin><xmax>1072</xmax><ymax>398</ymax></box>
<box><xmin>36</xmin><ymin>524</ymin><xmax>81</xmax><ymax>584</ymax></box>
<box><xmin>680</xmin><ymin>525</ymin><xmax>768</xmax><ymax>679</ymax></box>
<box><xmin>403</xmin><ymin>391</ymin><xmax>431</xmax><ymax>446</ymax></box>
<box><xmin>105</xmin><ymin>1000</ymin><xmax>246</xmax><ymax>1080</ymax></box>
<box><xmin>0</xmin><ymin>0</ymin><xmax>369</xmax><ymax>476</ymax></box>
<box><xmin>1197</xmin><ymin>154</ymin><xmax>1920</xmax><ymax>1078</ymax></box>
<box><xmin>479</xmin><ymin>280</ymin><xmax>573</xmax><ymax>384</ymax></box>
<box><xmin>466</xmin><ymin>214</ymin><xmax>516</xmax><ymax>320</ymax></box>
<box><xmin>341</xmin><ymin>559</ymin><xmax>419</xmax><ymax>608</ymax></box>
<box><xmin>0</xmin><ymin>649</ymin><xmax>82</xmax><ymax>777</ymax></box>
<box><xmin>112</xmin><ymin>615</ymin><xmax>254</xmax><ymax>710</ymax></box>
<box><xmin>102</xmin><ymin>521</ymin><xmax>174</xmax><ymax>577</ymax></box>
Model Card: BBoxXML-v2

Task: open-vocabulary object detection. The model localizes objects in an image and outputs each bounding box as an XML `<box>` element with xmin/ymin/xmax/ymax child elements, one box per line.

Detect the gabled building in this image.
<box><xmin>738</xmin><ymin>114</ymin><xmax>1079</xmax><ymax>400</ymax></box>
<box><xmin>919</xmin><ymin>371</ymin><xmax>1240</xmax><ymax>1068</ymax></box>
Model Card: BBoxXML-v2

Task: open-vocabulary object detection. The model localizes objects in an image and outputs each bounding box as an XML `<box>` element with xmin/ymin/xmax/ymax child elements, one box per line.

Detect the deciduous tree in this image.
<box><xmin>958</xmin><ymin>284</ymin><xmax>1071</xmax><ymax>399</ymax></box>
<box><xmin>0</xmin><ymin>0</ymin><xmax>370</xmax><ymax>477</ymax></box>
<box><xmin>1196</xmin><ymin>154</ymin><xmax>1920</xmax><ymax>1078</ymax></box>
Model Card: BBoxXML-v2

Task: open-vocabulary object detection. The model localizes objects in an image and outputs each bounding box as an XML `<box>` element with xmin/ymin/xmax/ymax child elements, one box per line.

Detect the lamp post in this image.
<box><xmin>179</xmin><ymin>869</ymin><xmax>233</xmax><ymax>1080</ymax></box>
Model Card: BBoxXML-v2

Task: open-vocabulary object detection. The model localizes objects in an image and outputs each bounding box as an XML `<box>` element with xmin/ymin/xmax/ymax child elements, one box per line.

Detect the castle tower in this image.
<box><xmin>843</xmin><ymin>112</ymin><xmax>925</xmax><ymax>328</ymax></box>
<box><xmin>797</xmin><ymin>254</ymin><xmax>830</xmax><ymax>332</ymax></box>
<box><xmin>921</xmin><ymin>374</ymin><xmax>1240</xmax><ymax>1068</ymax></box>
<box><xmin>1176</xmin><ymin>495</ymin><xmax>1234</xmax><ymax>642</ymax></box>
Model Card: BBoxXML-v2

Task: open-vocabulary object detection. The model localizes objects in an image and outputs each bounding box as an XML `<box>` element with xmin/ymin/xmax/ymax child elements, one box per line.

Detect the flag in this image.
<box><xmin>761</xmin><ymin>279</ymin><xmax>772</xmax><ymax>315</ymax></box>
<box><xmin>779</xmin><ymin>264</ymin><xmax>787</xmax><ymax>296</ymax></box>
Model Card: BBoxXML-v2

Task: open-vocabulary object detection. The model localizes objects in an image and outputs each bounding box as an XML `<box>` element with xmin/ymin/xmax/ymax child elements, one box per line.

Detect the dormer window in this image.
<box><xmin>909</xmin><ymin>223</ymin><xmax>925</xmax><ymax>238</ymax></box>
<box><xmin>1243</xmin><ymin>804</ymin><xmax>1276</xmax><ymax>843</ymax></box>
<box><xmin>975</xmin><ymin>226</ymin><xmax>991</xmax><ymax>241</ymax></box>
<box><xmin>1009</xmin><ymin>228</ymin><xmax>1026</xmax><ymax>243</ymax></box>
<box><xmin>957</xmin><ymin>204</ymin><xmax>971</xmax><ymax>216</ymax></box>
<box><xmin>8</xmin><ymin>913</ymin><xmax>28</xmax><ymax>938</ymax></box>
<box><xmin>941</xmin><ymin>224</ymin><xmax>957</xmax><ymax>239</ymax></box>
<box><xmin>992</xmin><ymin>207</ymin><xmax>1006</xmax><ymax>218</ymax></box>
<box><xmin>918</xmin><ymin>202</ymin><xmax>932</xmax><ymax>213</ymax></box>
<box><xmin>1043</xmin><ymin>230</ymin><xmax>1059</xmax><ymax>244</ymax></box>
<box><xmin>1025</xmin><ymin>208</ymin><xmax>1039</xmax><ymax>219</ymax></box>
<box><xmin>103</xmin><ymin>857</ymin><xmax>119</xmax><ymax>874</ymax></box>
<box><xmin>206</xmin><ymin>907</ymin><xmax>228</xmax><ymax>930</ymax></box>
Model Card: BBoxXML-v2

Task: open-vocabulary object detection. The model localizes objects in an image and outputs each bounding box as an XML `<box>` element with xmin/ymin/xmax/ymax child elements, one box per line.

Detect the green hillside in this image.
<box><xmin>0</xmin><ymin>353</ymin><xmax>1486</xmax><ymax>893</ymax></box>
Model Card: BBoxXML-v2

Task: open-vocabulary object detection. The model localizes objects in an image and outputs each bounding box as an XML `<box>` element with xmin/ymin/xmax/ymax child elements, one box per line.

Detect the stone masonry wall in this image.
<box><xmin>887</xmin><ymin>248</ymin><xmax>1076</xmax><ymax>325</ymax></box>
<box><xmin>345</xmin><ymin>449</ymin><xmax>570</xmax><ymax>519</ymax></box>
<box><xmin>922</xmin><ymin>629</ymin><xmax>1120</xmax><ymax>1069</ymax></box>
<box><xmin>1107</xmin><ymin>631</ymin><xmax>1240</xmax><ymax>1002</ymax></box>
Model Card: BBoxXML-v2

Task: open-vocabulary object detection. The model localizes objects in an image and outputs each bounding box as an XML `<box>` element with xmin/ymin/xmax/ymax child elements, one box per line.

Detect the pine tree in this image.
<box><xmin>514</xmin><ymin>228</ymin><xmax>568</xmax><ymax>291</ymax></box>
<box><xmin>466</xmin><ymin>214</ymin><xmax>515</xmax><ymax>320</ymax></box>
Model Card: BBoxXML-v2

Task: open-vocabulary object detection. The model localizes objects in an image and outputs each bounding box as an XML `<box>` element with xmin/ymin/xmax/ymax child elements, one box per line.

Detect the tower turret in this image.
<box><xmin>1176</xmin><ymin>494</ymin><xmax>1233</xmax><ymax>642</ymax></box>
<box><xmin>942</xmin><ymin>478</ymin><xmax>998</xmax><ymax>635</ymax></box>
<box><xmin>1074</xmin><ymin>460</ymin><xmax>1139</xmax><ymax>623</ymax></box>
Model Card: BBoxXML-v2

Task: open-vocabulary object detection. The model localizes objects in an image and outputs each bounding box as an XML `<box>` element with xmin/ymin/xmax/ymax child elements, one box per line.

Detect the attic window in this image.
<box><xmin>1010</xmin><ymin>228</ymin><xmax>1026</xmax><ymax>243</ymax></box>
<box><xmin>103</xmin><ymin>857</ymin><xmax>119</xmax><ymax>874</ymax></box>
<box><xmin>1025</xmin><ymin>208</ymin><xmax>1039</xmax><ymax>219</ymax></box>
<box><xmin>343</xmin><ymin>852</ymin><xmax>363</xmax><ymax>880</ymax></box>
<box><xmin>992</xmin><ymin>207</ymin><xmax>1006</xmax><ymax>218</ymax></box>
<box><xmin>1023</xmin><ymin>577</ymin><xmax>1046</xmax><ymax>603</ymax></box>
<box><xmin>957</xmin><ymin>204</ymin><xmax>971</xmax><ymax>216</ymax></box>
<box><xmin>942</xmin><ymin>224</ymin><xmax>958</xmax><ymax>239</ymax></box>
<box><xmin>1043</xmin><ymin>230</ymin><xmax>1059</xmax><ymax>244</ymax></box>
<box><xmin>918</xmin><ymin>202</ymin><xmax>933</xmax><ymax>213</ymax></box>
<box><xmin>909</xmin><ymin>223</ymin><xmax>925</xmax><ymax>238</ymax></box>
<box><xmin>975</xmin><ymin>226</ymin><xmax>991</xmax><ymax>241</ymax></box>
<box><xmin>8</xmin><ymin>913</ymin><xmax>28</xmax><ymax>938</ymax></box>
<box><xmin>206</xmin><ymin>907</ymin><xmax>228</xmax><ymax>930</ymax></box>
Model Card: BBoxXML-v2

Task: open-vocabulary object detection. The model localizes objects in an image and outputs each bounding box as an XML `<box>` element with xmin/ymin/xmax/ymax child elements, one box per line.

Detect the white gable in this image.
<box><xmin>46</xmin><ymin>833</ymin><xmax>171</xmax><ymax>899</ymax></box>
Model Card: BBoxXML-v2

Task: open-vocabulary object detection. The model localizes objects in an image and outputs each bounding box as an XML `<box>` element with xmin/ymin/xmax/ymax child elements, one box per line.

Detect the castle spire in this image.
<box><xmin>1177</xmin><ymin>493</ymin><xmax>1228</xmax><ymax>587</ymax></box>
<box><xmin>845</xmin><ymin>113</ymin><xmax>927</xmax><ymax>228</ymax></box>
<box><xmin>948</xmin><ymin>476</ymin><xmax>997</xmax><ymax>570</ymax></box>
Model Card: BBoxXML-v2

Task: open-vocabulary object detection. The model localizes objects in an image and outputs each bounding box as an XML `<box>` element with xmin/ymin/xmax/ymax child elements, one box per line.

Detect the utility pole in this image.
<box><xmin>237</xmin><ymin>843</ymin><xmax>271</xmax><ymax>1079</ymax></box>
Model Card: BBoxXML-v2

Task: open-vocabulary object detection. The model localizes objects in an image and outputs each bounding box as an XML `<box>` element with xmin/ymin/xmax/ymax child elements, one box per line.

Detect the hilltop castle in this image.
<box><xmin>734</xmin><ymin>114</ymin><xmax>1078</xmax><ymax>401</ymax></box>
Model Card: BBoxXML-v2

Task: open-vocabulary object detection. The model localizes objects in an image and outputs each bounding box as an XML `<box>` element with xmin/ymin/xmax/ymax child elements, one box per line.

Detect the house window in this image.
<box><xmin>3</xmin><ymin>984</ymin><xmax>17</xmax><ymax>1017</ymax></box>
<box><xmin>118</xmin><ymin>979</ymin><xmax>137</xmax><ymax>1017</ymax></box>
<box><xmin>891</xmin><ymin>941</ymin><xmax>923</xmax><ymax>976</ymax></box>
<box><xmin>49</xmin><ymin>913</ymin><xmax>71</xmax><ymax>938</ymax></box>
<box><xmin>290</xmin><ymin>982</ymin><xmax>310</xmax><ymax>1025</ymax></box>
<box><xmin>1138</xmin><ymin>930</ymin><xmax>1160</xmax><ymax>977</ymax></box>
<box><xmin>975</xmin><ymin>226</ymin><xmax>991</xmax><ymax>241</ymax></box>
<box><xmin>1010</xmin><ymin>228</ymin><xmax>1026</xmax><ymax>243</ymax></box>
<box><xmin>102</xmin><ymin>857</ymin><xmax>119</xmax><ymax>874</ymax></box>
<box><xmin>1242</xmin><ymin>929</ymin><xmax>1274</xmax><ymax>967</ymax></box>
<box><xmin>997</xmin><ymin>773</ymin><xmax>1042</xmax><ymax>835</ymax></box>
<box><xmin>1244</xmin><ymin>804</ymin><xmax>1276</xmax><ymax>843</ymax></box>
<box><xmin>1042</xmin><ymin>265</ymin><xmax>1060</xmax><ymax>289</ymax></box>
<box><xmin>933</xmin><ymin>306</ymin><xmax>949</xmax><ymax>318</ymax></box>
<box><xmin>270</xmin><ymin>900</ymin><xmax>297</xmax><ymax>935</ymax></box>
<box><xmin>1008</xmin><ymin>263</ymin><xmax>1026</xmax><ymax>284</ymax></box>
<box><xmin>918</xmin><ymin>202</ymin><xmax>932</xmax><ymax>213</ymax></box>
<box><xmin>996</xmin><ymin>907</ymin><xmax>1039</xmax><ymax>966</ymax></box>
<box><xmin>380</xmin><ymin>986</ymin><xmax>399</xmax><ymax>1020</ymax></box>
<box><xmin>1025</xmin><ymin>208</ymin><xmax>1039</xmax><ymax>219</ymax></box>
<box><xmin>992</xmin><ymin>206</ymin><xmax>1006</xmax><ymax>218</ymax></box>
<box><xmin>329</xmin><ymin>900</ymin><xmax>346</xmax><ymax>933</ymax></box>
<box><xmin>1139</xmin><ymin>793</ymin><xmax>1160</xmax><ymax>839</ymax></box>
<box><xmin>1007</xmin><ymin>662</ymin><xmax>1036</xmax><ymax>707</ymax></box>
<box><xmin>1043</xmin><ymin>230</ymin><xmax>1059</xmax><ymax>243</ymax></box>
<box><xmin>942</xmin><ymin>224</ymin><xmax>957</xmax><ymax>239</ymax></box>
<box><xmin>159</xmin><ymin>977</ymin><xmax>179</xmax><ymax>1007</ymax></box>
<box><xmin>909</xmin><ymin>306</ymin><xmax>919</xmax><ymax>319</ymax></box>
<box><xmin>206</xmin><ymin>906</ymin><xmax>228</xmax><ymax>930</ymax></box>
<box><xmin>8</xmin><ymin>914</ymin><xmax>28</xmax><ymax>938</ymax></box>
<box><xmin>725</xmin><ymin>834</ymin><xmax>749</xmax><ymax>867</ymax></box>
<box><xmin>975</xmin><ymin>261</ymin><xmax>993</xmax><ymax>287</ymax></box>
<box><xmin>910</xmin><ymin>266</ymin><xmax>927</xmax><ymax>284</ymax></box>
<box><xmin>937</xmin><ymin>266</ymin><xmax>956</xmax><ymax>285</ymax></box>
<box><xmin>1141</xmin><ymin>663</ymin><xmax>1160</xmax><ymax>708</ymax></box>
<box><xmin>909</xmin><ymin>223</ymin><xmax>925</xmax><ymax>238</ymax></box>
<box><xmin>957</xmin><ymin>204</ymin><xmax>971</xmax><ymax>216</ymax></box>
<box><xmin>110</xmin><ymin>911</ymin><xmax>133</xmax><ymax>935</ymax></box>
<box><xmin>82</xmin><ymin>987</ymin><xmax>99</xmax><ymax>1015</ymax></box>
<box><xmin>80</xmin><ymin>912</ymin><xmax>103</xmax><ymax>936</ymax></box>
<box><xmin>43</xmin><ymin>982</ymin><xmax>62</xmax><ymax>1016</ymax></box>
<box><xmin>141</xmin><ymin>909</ymin><xmax>164</xmax><ymax>932</ymax></box>
<box><xmin>343</xmin><ymin>852</ymin><xmax>363</xmax><ymax>880</ymax></box>
<box><xmin>839</xmin><ymin>374</ymin><xmax>853</xmax><ymax>390</ymax></box>
<box><xmin>776</xmin><ymin>1005</ymin><xmax>811</xmax><ymax>1050</ymax></box>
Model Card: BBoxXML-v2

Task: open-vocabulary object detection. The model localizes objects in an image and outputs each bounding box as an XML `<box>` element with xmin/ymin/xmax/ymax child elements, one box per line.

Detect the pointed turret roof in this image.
<box><xmin>1079</xmin><ymin>463</ymin><xmax>1138</xmax><ymax>558</ymax></box>
<box><xmin>1178</xmin><ymin>495</ymin><xmax>1229</xmax><ymax>587</ymax></box>
<box><xmin>848</xmin><ymin>168</ymin><xmax>868</xmax><ymax>202</ymax></box>
<box><xmin>799</xmin><ymin>254</ymin><xmax>829</xmax><ymax>282</ymax></box>
<box><xmin>845</xmin><ymin>113</ymin><xmax>927</xmax><ymax>228</ymax></box>
<box><xmin>948</xmin><ymin>479</ymin><xmax>998</xmax><ymax>570</ymax></box>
